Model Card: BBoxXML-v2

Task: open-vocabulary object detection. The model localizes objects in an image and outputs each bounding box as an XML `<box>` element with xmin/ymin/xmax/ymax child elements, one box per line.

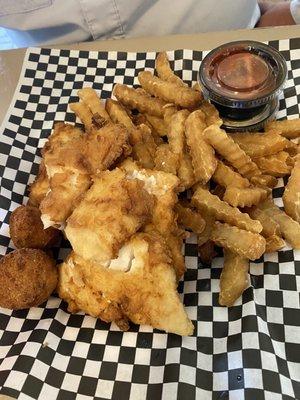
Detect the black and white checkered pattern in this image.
<box><xmin>1</xmin><ymin>40</ymin><xmax>300</xmax><ymax>400</ymax></box>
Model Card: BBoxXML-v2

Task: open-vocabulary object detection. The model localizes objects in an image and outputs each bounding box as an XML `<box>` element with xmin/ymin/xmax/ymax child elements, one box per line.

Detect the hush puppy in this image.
<box><xmin>0</xmin><ymin>249</ymin><xmax>58</xmax><ymax>309</ymax></box>
<box><xmin>9</xmin><ymin>205</ymin><xmax>60</xmax><ymax>249</ymax></box>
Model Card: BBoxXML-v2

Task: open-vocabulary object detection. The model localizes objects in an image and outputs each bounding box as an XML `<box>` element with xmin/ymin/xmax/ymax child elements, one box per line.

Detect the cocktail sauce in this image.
<box><xmin>199</xmin><ymin>41</ymin><xmax>287</xmax><ymax>131</ymax></box>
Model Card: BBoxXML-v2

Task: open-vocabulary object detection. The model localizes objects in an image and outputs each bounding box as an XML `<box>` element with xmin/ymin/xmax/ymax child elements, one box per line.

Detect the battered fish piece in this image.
<box><xmin>121</xmin><ymin>159</ymin><xmax>185</xmax><ymax>278</ymax></box>
<box><xmin>28</xmin><ymin>161</ymin><xmax>50</xmax><ymax>207</ymax></box>
<box><xmin>58</xmin><ymin>233</ymin><xmax>194</xmax><ymax>336</ymax></box>
<box><xmin>65</xmin><ymin>168</ymin><xmax>154</xmax><ymax>263</ymax></box>
<box><xmin>40</xmin><ymin>122</ymin><xmax>130</xmax><ymax>228</ymax></box>
<box><xmin>0</xmin><ymin>249</ymin><xmax>57</xmax><ymax>310</ymax></box>
<box><xmin>83</xmin><ymin>122</ymin><xmax>131</xmax><ymax>173</ymax></box>
<box><xmin>121</xmin><ymin>159</ymin><xmax>180</xmax><ymax>235</ymax></box>
<box><xmin>40</xmin><ymin>123</ymin><xmax>91</xmax><ymax>228</ymax></box>
<box><xmin>10</xmin><ymin>205</ymin><xmax>59</xmax><ymax>249</ymax></box>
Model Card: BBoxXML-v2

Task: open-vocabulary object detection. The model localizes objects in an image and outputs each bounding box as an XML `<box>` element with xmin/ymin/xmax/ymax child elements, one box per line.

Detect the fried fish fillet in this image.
<box><xmin>65</xmin><ymin>168</ymin><xmax>154</xmax><ymax>263</ymax></box>
<box><xmin>57</xmin><ymin>232</ymin><xmax>194</xmax><ymax>336</ymax></box>
<box><xmin>83</xmin><ymin>122</ymin><xmax>131</xmax><ymax>173</ymax></box>
<box><xmin>40</xmin><ymin>123</ymin><xmax>90</xmax><ymax>228</ymax></box>
<box><xmin>40</xmin><ymin>122</ymin><xmax>130</xmax><ymax>228</ymax></box>
<box><xmin>28</xmin><ymin>161</ymin><xmax>50</xmax><ymax>207</ymax></box>
<box><xmin>121</xmin><ymin>159</ymin><xmax>185</xmax><ymax>278</ymax></box>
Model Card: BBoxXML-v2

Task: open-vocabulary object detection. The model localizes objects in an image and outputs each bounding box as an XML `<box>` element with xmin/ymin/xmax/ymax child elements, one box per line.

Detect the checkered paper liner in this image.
<box><xmin>0</xmin><ymin>39</ymin><xmax>300</xmax><ymax>400</ymax></box>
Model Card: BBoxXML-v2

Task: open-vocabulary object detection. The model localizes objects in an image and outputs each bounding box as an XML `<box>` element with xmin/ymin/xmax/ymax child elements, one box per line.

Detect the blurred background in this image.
<box><xmin>0</xmin><ymin>0</ymin><xmax>293</xmax><ymax>50</ymax></box>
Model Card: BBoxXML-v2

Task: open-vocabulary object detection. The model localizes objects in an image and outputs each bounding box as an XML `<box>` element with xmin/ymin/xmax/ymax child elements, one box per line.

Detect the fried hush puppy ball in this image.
<box><xmin>0</xmin><ymin>249</ymin><xmax>58</xmax><ymax>310</ymax></box>
<box><xmin>9</xmin><ymin>205</ymin><xmax>60</xmax><ymax>249</ymax></box>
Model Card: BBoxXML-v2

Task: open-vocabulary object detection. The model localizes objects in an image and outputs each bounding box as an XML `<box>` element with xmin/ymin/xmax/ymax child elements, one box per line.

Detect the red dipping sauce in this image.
<box><xmin>199</xmin><ymin>41</ymin><xmax>287</xmax><ymax>131</ymax></box>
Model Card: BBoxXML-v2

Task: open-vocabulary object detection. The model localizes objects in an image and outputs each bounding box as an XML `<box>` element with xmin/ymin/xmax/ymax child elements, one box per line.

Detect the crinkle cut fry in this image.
<box><xmin>199</xmin><ymin>100</ymin><xmax>222</xmax><ymax>126</ymax></box>
<box><xmin>204</xmin><ymin>124</ymin><xmax>261</xmax><ymax>179</ymax></box>
<box><xmin>283</xmin><ymin>154</ymin><xmax>300</xmax><ymax>223</ymax></box>
<box><xmin>212</xmin><ymin>161</ymin><xmax>250</xmax><ymax>189</ymax></box>
<box><xmin>154</xmin><ymin>143</ymin><xmax>178</xmax><ymax>175</ymax></box>
<box><xmin>155</xmin><ymin>51</ymin><xmax>186</xmax><ymax>86</ymax></box>
<box><xmin>185</xmin><ymin>110</ymin><xmax>217</xmax><ymax>183</ymax></box>
<box><xmin>113</xmin><ymin>83</ymin><xmax>166</xmax><ymax>118</ymax></box>
<box><xmin>167</xmin><ymin>110</ymin><xmax>195</xmax><ymax>189</ymax></box>
<box><xmin>250</xmin><ymin>174</ymin><xmax>278</xmax><ymax>189</ymax></box>
<box><xmin>175</xmin><ymin>202</ymin><xmax>206</xmax><ymax>234</ymax></box>
<box><xmin>192</xmin><ymin>187</ymin><xmax>262</xmax><ymax>234</ymax></box>
<box><xmin>245</xmin><ymin>207</ymin><xmax>280</xmax><ymax>238</ymax></box>
<box><xmin>266</xmin><ymin>118</ymin><xmax>300</xmax><ymax>139</ymax></box>
<box><xmin>265</xmin><ymin>235</ymin><xmax>285</xmax><ymax>253</ymax></box>
<box><xmin>258</xmin><ymin>198</ymin><xmax>300</xmax><ymax>249</ymax></box>
<box><xmin>197</xmin><ymin>213</ymin><xmax>215</xmax><ymax>247</ymax></box>
<box><xmin>211</xmin><ymin>222</ymin><xmax>266</xmax><ymax>260</ymax></box>
<box><xmin>223</xmin><ymin>186</ymin><xmax>268</xmax><ymax>208</ymax></box>
<box><xmin>145</xmin><ymin>114</ymin><xmax>168</xmax><ymax>137</ymax></box>
<box><xmin>69</xmin><ymin>102</ymin><xmax>94</xmax><ymax>131</ymax></box>
<box><xmin>219</xmin><ymin>250</ymin><xmax>249</xmax><ymax>307</ymax></box>
<box><xmin>105</xmin><ymin>98</ymin><xmax>135</xmax><ymax>130</ymax></box>
<box><xmin>253</xmin><ymin>151</ymin><xmax>292</xmax><ymax>177</ymax></box>
<box><xmin>78</xmin><ymin>87</ymin><xmax>110</xmax><ymax>122</ymax></box>
<box><xmin>230</xmin><ymin>130</ymin><xmax>291</xmax><ymax>157</ymax></box>
<box><xmin>138</xmin><ymin>71</ymin><xmax>202</xmax><ymax>109</ymax></box>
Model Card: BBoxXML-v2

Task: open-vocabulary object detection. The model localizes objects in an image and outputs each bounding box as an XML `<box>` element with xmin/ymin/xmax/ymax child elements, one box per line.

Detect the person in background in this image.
<box><xmin>0</xmin><ymin>0</ymin><xmax>298</xmax><ymax>48</ymax></box>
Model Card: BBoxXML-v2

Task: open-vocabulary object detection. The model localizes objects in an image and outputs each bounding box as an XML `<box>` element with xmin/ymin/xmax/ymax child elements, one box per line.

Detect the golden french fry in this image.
<box><xmin>104</xmin><ymin>100</ymin><xmax>158</xmax><ymax>168</ymax></box>
<box><xmin>113</xmin><ymin>84</ymin><xmax>166</xmax><ymax>117</ymax></box>
<box><xmin>168</xmin><ymin>110</ymin><xmax>190</xmax><ymax>155</ymax></box>
<box><xmin>211</xmin><ymin>222</ymin><xmax>266</xmax><ymax>260</ymax></box>
<box><xmin>198</xmin><ymin>240</ymin><xmax>216</xmax><ymax>265</ymax></box>
<box><xmin>185</xmin><ymin>110</ymin><xmax>217</xmax><ymax>183</ymax></box>
<box><xmin>204</xmin><ymin>125</ymin><xmax>261</xmax><ymax>179</ymax></box>
<box><xmin>253</xmin><ymin>151</ymin><xmax>292</xmax><ymax>177</ymax></box>
<box><xmin>219</xmin><ymin>250</ymin><xmax>249</xmax><ymax>307</ymax></box>
<box><xmin>163</xmin><ymin>104</ymin><xmax>178</xmax><ymax>126</ymax></box>
<box><xmin>131</xmin><ymin>113</ymin><xmax>163</xmax><ymax>146</ymax></box>
<box><xmin>154</xmin><ymin>143</ymin><xmax>178</xmax><ymax>175</ymax></box>
<box><xmin>266</xmin><ymin>119</ymin><xmax>300</xmax><ymax>139</ymax></box>
<box><xmin>197</xmin><ymin>213</ymin><xmax>215</xmax><ymax>247</ymax></box>
<box><xmin>175</xmin><ymin>202</ymin><xmax>206</xmax><ymax>234</ymax></box>
<box><xmin>199</xmin><ymin>101</ymin><xmax>222</xmax><ymax>126</ymax></box>
<box><xmin>212</xmin><ymin>161</ymin><xmax>250</xmax><ymax>189</ymax></box>
<box><xmin>145</xmin><ymin>114</ymin><xmax>168</xmax><ymax>137</ymax></box>
<box><xmin>250</xmin><ymin>174</ymin><xmax>278</xmax><ymax>189</ymax></box>
<box><xmin>166</xmin><ymin>110</ymin><xmax>195</xmax><ymax>189</ymax></box>
<box><xmin>69</xmin><ymin>102</ymin><xmax>94</xmax><ymax>131</ymax></box>
<box><xmin>283</xmin><ymin>154</ymin><xmax>300</xmax><ymax>223</ymax></box>
<box><xmin>178</xmin><ymin>154</ymin><xmax>195</xmax><ymax>190</ymax></box>
<box><xmin>139</xmin><ymin>124</ymin><xmax>157</xmax><ymax>158</ymax></box>
<box><xmin>77</xmin><ymin>88</ymin><xmax>110</xmax><ymax>121</ymax></box>
<box><xmin>105</xmin><ymin>98</ymin><xmax>134</xmax><ymax>130</ymax></box>
<box><xmin>230</xmin><ymin>130</ymin><xmax>291</xmax><ymax>157</ymax></box>
<box><xmin>192</xmin><ymin>187</ymin><xmax>262</xmax><ymax>233</ymax></box>
<box><xmin>129</xmin><ymin>125</ymin><xmax>155</xmax><ymax>169</ymax></box>
<box><xmin>265</xmin><ymin>235</ymin><xmax>286</xmax><ymax>253</ymax></box>
<box><xmin>138</xmin><ymin>71</ymin><xmax>202</xmax><ymax>109</ymax></box>
<box><xmin>223</xmin><ymin>187</ymin><xmax>268</xmax><ymax>208</ymax></box>
<box><xmin>245</xmin><ymin>207</ymin><xmax>280</xmax><ymax>237</ymax></box>
<box><xmin>258</xmin><ymin>198</ymin><xmax>300</xmax><ymax>248</ymax></box>
<box><xmin>156</xmin><ymin>51</ymin><xmax>186</xmax><ymax>86</ymax></box>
